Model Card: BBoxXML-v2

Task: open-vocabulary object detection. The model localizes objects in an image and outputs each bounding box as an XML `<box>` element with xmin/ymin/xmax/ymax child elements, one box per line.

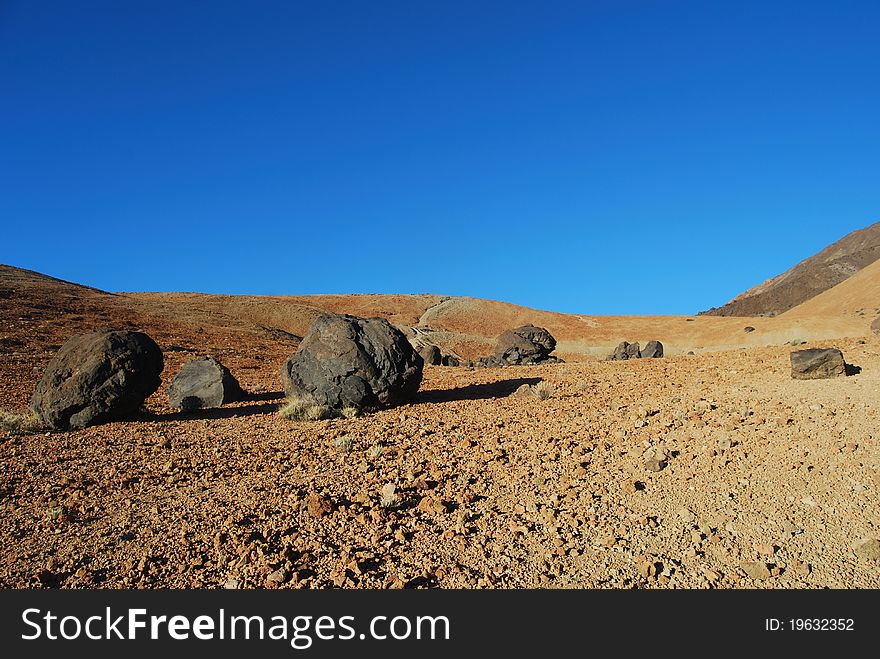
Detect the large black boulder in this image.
<box><xmin>168</xmin><ymin>357</ymin><xmax>243</xmax><ymax>410</ymax></box>
<box><xmin>641</xmin><ymin>341</ymin><xmax>664</xmax><ymax>358</ymax></box>
<box><xmin>31</xmin><ymin>330</ymin><xmax>164</xmax><ymax>429</ymax></box>
<box><xmin>790</xmin><ymin>348</ymin><xmax>846</xmax><ymax>380</ymax></box>
<box><xmin>494</xmin><ymin>325</ymin><xmax>558</xmax><ymax>365</ymax></box>
<box><xmin>281</xmin><ymin>314</ymin><xmax>423</xmax><ymax>413</ymax></box>
<box><xmin>609</xmin><ymin>341</ymin><xmax>641</xmax><ymax>360</ymax></box>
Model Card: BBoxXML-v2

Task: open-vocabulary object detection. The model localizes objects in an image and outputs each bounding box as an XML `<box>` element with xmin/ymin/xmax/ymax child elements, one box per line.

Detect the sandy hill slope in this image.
<box><xmin>700</xmin><ymin>221</ymin><xmax>880</xmax><ymax>317</ymax></box>
<box><xmin>782</xmin><ymin>257</ymin><xmax>880</xmax><ymax>322</ymax></box>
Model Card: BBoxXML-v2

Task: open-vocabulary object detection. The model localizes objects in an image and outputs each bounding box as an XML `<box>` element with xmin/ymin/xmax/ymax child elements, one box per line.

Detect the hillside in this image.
<box><xmin>1</xmin><ymin>262</ymin><xmax>873</xmax><ymax>410</ymax></box>
<box><xmin>700</xmin><ymin>221</ymin><xmax>880</xmax><ymax>317</ymax></box>
<box><xmin>782</xmin><ymin>257</ymin><xmax>880</xmax><ymax>322</ymax></box>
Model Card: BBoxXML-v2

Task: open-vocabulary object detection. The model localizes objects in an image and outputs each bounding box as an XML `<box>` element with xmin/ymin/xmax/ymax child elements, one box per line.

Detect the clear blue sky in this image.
<box><xmin>2</xmin><ymin>0</ymin><xmax>878</xmax><ymax>315</ymax></box>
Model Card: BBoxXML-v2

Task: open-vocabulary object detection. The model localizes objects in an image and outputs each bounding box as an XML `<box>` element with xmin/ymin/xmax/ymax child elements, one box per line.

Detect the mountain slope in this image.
<box><xmin>782</xmin><ymin>257</ymin><xmax>880</xmax><ymax>322</ymax></box>
<box><xmin>700</xmin><ymin>221</ymin><xmax>880</xmax><ymax>317</ymax></box>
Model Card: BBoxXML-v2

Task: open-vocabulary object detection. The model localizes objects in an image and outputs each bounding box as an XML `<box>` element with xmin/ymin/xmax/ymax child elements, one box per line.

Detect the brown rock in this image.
<box><xmin>306</xmin><ymin>492</ymin><xmax>333</xmax><ymax>518</ymax></box>
<box><xmin>790</xmin><ymin>348</ymin><xmax>846</xmax><ymax>380</ymax></box>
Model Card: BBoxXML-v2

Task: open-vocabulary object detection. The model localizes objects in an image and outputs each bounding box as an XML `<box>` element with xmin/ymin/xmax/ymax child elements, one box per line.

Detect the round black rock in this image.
<box><xmin>281</xmin><ymin>314</ymin><xmax>423</xmax><ymax>413</ymax></box>
<box><xmin>31</xmin><ymin>329</ymin><xmax>164</xmax><ymax>430</ymax></box>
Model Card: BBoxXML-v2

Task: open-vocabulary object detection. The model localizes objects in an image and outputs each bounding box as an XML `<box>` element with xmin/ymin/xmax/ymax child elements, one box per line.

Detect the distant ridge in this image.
<box><xmin>699</xmin><ymin>221</ymin><xmax>880</xmax><ymax>317</ymax></box>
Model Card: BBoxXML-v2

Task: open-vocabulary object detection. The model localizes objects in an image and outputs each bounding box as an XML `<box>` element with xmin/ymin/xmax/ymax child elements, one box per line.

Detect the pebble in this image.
<box><xmin>754</xmin><ymin>543</ymin><xmax>776</xmax><ymax>556</ymax></box>
<box><xmin>266</xmin><ymin>567</ymin><xmax>289</xmax><ymax>584</ymax></box>
<box><xmin>739</xmin><ymin>560</ymin><xmax>771</xmax><ymax>580</ymax></box>
<box><xmin>852</xmin><ymin>538</ymin><xmax>880</xmax><ymax>560</ymax></box>
<box><xmin>678</xmin><ymin>508</ymin><xmax>696</xmax><ymax>524</ymax></box>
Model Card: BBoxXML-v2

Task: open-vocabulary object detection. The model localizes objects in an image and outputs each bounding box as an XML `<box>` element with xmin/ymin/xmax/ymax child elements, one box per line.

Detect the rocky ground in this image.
<box><xmin>2</xmin><ymin>336</ymin><xmax>879</xmax><ymax>589</ymax></box>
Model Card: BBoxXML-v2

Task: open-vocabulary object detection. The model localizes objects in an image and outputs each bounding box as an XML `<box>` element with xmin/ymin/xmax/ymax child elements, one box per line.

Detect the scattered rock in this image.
<box><xmin>306</xmin><ymin>492</ymin><xmax>333</xmax><ymax>518</ymax></box>
<box><xmin>739</xmin><ymin>560</ymin><xmax>771</xmax><ymax>580</ymax></box>
<box><xmin>281</xmin><ymin>314</ymin><xmax>423</xmax><ymax>414</ymax></box>
<box><xmin>493</xmin><ymin>325</ymin><xmax>559</xmax><ymax>365</ymax></box>
<box><xmin>644</xmin><ymin>446</ymin><xmax>668</xmax><ymax>472</ymax></box>
<box><xmin>678</xmin><ymin>508</ymin><xmax>696</xmax><ymax>524</ymax></box>
<box><xmin>754</xmin><ymin>543</ymin><xmax>776</xmax><ymax>556</ymax></box>
<box><xmin>641</xmin><ymin>341</ymin><xmax>664</xmax><ymax>358</ymax></box>
<box><xmin>852</xmin><ymin>537</ymin><xmax>880</xmax><ymax>560</ymax></box>
<box><xmin>418</xmin><ymin>344</ymin><xmax>442</xmax><ymax>366</ymax></box>
<box><xmin>790</xmin><ymin>348</ymin><xmax>846</xmax><ymax>380</ymax></box>
<box><xmin>609</xmin><ymin>341</ymin><xmax>641</xmax><ymax>361</ymax></box>
<box><xmin>744</xmin><ymin>326</ymin><xmax>755</xmax><ymax>333</ymax></box>
<box><xmin>266</xmin><ymin>567</ymin><xmax>289</xmax><ymax>584</ymax></box>
<box><xmin>417</xmin><ymin>495</ymin><xmax>447</xmax><ymax>515</ymax></box>
<box><xmin>168</xmin><ymin>356</ymin><xmax>243</xmax><ymax>410</ymax></box>
<box><xmin>872</xmin><ymin>315</ymin><xmax>880</xmax><ymax>335</ymax></box>
<box><xmin>31</xmin><ymin>330</ymin><xmax>164</xmax><ymax>430</ymax></box>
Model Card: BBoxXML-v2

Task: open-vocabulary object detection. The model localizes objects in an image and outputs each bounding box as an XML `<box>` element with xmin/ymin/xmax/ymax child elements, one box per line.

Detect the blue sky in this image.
<box><xmin>2</xmin><ymin>0</ymin><xmax>878</xmax><ymax>315</ymax></box>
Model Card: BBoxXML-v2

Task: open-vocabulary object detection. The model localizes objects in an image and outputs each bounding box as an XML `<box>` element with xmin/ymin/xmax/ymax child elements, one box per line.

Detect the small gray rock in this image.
<box><xmin>418</xmin><ymin>344</ymin><xmax>442</xmax><ymax>366</ymax></box>
<box><xmin>168</xmin><ymin>357</ymin><xmax>243</xmax><ymax>410</ymax></box>
<box><xmin>740</xmin><ymin>560</ymin><xmax>771</xmax><ymax>580</ymax></box>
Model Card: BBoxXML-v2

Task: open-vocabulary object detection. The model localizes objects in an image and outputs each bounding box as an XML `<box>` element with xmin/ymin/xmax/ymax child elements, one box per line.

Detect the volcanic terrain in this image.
<box><xmin>1</xmin><ymin>250</ymin><xmax>879</xmax><ymax>589</ymax></box>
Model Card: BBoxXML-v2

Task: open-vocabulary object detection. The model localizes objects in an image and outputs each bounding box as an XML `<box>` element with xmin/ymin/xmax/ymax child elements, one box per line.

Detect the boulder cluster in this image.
<box><xmin>28</xmin><ymin>316</ymin><xmax>856</xmax><ymax>432</ymax></box>
<box><xmin>607</xmin><ymin>340</ymin><xmax>664</xmax><ymax>360</ymax></box>
<box><xmin>30</xmin><ymin>314</ymin><xmax>428</xmax><ymax>430</ymax></box>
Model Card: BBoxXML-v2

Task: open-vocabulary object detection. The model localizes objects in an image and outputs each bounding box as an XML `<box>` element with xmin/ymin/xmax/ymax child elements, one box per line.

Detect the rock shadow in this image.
<box><xmin>845</xmin><ymin>362</ymin><xmax>862</xmax><ymax>376</ymax></box>
<box><xmin>144</xmin><ymin>401</ymin><xmax>281</xmax><ymax>422</ymax></box>
<box><xmin>418</xmin><ymin>377</ymin><xmax>542</xmax><ymax>404</ymax></box>
<box><xmin>242</xmin><ymin>390</ymin><xmax>286</xmax><ymax>402</ymax></box>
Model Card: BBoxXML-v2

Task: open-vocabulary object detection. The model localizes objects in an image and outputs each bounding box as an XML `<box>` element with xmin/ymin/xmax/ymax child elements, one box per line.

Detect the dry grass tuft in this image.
<box><xmin>0</xmin><ymin>410</ymin><xmax>44</xmax><ymax>435</ymax></box>
<box><xmin>532</xmin><ymin>381</ymin><xmax>555</xmax><ymax>400</ymax></box>
<box><xmin>278</xmin><ymin>398</ymin><xmax>333</xmax><ymax>421</ymax></box>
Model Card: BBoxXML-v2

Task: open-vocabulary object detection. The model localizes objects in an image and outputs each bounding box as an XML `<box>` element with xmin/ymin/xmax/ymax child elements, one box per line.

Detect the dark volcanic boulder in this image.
<box><xmin>441</xmin><ymin>354</ymin><xmax>460</xmax><ymax>367</ymax></box>
<box><xmin>790</xmin><ymin>348</ymin><xmax>846</xmax><ymax>380</ymax></box>
<box><xmin>168</xmin><ymin>357</ymin><xmax>243</xmax><ymax>410</ymax></box>
<box><xmin>31</xmin><ymin>330</ymin><xmax>164</xmax><ymax>430</ymax></box>
<box><xmin>281</xmin><ymin>314</ymin><xmax>423</xmax><ymax>413</ymax></box>
<box><xmin>494</xmin><ymin>325</ymin><xmax>557</xmax><ymax>365</ymax></box>
<box><xmin>418</xmin><ymin>344</ymin><xmax>442</xmax><ymax>366</ymax></box>
<box><xmin>641</xmin><ymin>341</ymin><xmax>664</xmax><ymax>358</ymax></box>
<box><xmin>609</xmin><ymin>341</ymin><xmax>641</xmax><ymax>361</ymax></box>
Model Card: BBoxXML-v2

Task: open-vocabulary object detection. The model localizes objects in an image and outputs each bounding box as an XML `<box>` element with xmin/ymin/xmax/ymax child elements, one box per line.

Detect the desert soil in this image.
<box><xmin>2</xmin><ymin>338</ymin><xmax>879</xmax><ymax>589</ymax></box>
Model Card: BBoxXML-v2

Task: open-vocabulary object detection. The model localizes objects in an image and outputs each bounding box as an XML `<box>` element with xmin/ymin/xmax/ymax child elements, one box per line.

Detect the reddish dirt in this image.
<box><xmin>2</xmin><ymin>265</ymin><xmax>879</xmax><ymax>589</ymax></box>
